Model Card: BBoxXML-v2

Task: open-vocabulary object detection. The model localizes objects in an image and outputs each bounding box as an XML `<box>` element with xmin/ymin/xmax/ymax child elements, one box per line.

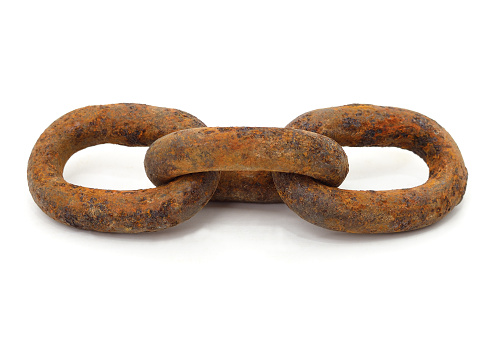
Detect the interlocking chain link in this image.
<box><xmin>27</xmin><ymin>104</ymin><xmax>219</xmax><ymax>233</ymax></box>
<box><xmin>28</xmin><ymin>103</ymin><xmax>467</xmax><ymax>234</ymax></box>
<box><xmin>274</xmin><ymin>104</ymin><xmax>468</xmax><ymax>233</ymax></box>
<box><xmin>144</xmin><ymin>127</ymin><xmax>348</xmax><ymax>187</ymax></box>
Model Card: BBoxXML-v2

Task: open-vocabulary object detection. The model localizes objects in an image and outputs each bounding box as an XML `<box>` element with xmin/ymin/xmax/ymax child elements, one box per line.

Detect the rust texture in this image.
<box><xmin>27</xmin><ymin>103</ymin><xmax>220</xmax><ymax>233</ymax></box>
<box><xmin>28</xmin><ymin>103</ymin><xmax>467</xmax><ymax>234</ymax></box>
<box><xmin>144</xmin><ymin>127</ymin><xmax>348</xmax><ymax>189</ymax></box>
<box><xmin>272</xmin><ymin>104</ymin><xmax>468</xmax><ymax>233</ymax></box>
<box><xmin>213</xmin><ymin>171</ymin><xmax>281</xmax><ymax>203</ymax></box>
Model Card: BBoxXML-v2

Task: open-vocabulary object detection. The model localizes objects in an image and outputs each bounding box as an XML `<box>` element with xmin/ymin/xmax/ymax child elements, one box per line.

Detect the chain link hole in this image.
<box><xmin>339</xmin><ymin>147</ymin><xmax>429</xmax><ymax>191</ymax></box>
<box><xmin>63</xmin><ymin>144</ymin><xmax>154</xmax><ymax>190</ymax></box>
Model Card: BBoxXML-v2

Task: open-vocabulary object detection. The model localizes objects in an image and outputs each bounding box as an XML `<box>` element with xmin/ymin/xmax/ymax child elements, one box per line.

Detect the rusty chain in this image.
<box><xmin>27</xmin><ymin>103</ymin><xmax>467</xmax><ymax>234</ymax></box>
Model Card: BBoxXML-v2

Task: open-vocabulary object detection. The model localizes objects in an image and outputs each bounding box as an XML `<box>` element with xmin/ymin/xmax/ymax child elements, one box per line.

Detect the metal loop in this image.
<box><xmin>27</xmin><ymin>103</ymin><xmax>220</xmax><ymax>233</ymax></box>
<box><xmin>272</xmin><ymin>104</ymin><xmax>468</xmax><ymax>233</ymax></box>
<box><xmin>144</xmin><ymin>126</ymin><xmax>349</xmax><ymax>188</ymax></box>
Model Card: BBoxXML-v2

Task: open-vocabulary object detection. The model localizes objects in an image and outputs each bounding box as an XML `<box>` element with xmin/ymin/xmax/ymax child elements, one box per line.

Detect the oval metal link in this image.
<box><xmin>273</xmin><ymin>104</ymin><xmax>468</xmax><ymax>233</ymax></box>
<box><xmin>144</xmin><ymin>126</ymin><xmax>349</xmax><ymax>189</ymax></box>
<box><xmin>27</xmin><ymin>103</ymin><xmax>220</xmax><ymax>233</ymax></box>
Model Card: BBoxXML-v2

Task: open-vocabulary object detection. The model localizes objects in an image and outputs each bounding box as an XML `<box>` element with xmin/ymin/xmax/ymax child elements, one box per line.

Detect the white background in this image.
<box><xmin>1</xmin><ymin>1</ymin><xmax>493</xmax><ymax>346</ymax></box>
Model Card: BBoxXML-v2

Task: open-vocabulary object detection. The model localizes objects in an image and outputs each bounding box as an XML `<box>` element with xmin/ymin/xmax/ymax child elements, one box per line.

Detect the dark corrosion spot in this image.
<box><xmin>96</xmin><ymin>203</ymin><xmax>108</xmax><ymax>211</ymax></box>
<box><xmin>74</xmin><ymin>127</ymin><xmax>84</xmax><ymax>139</ymax></box>
<box><xmin>119</xmin><ymin>128</ymin><xmax>147</xmax><ymax>145</ymax></box>
<box><xmin>393</xmin><ymin>217</ymin><xmax>411</xmax><ymax>231</ymax></box>
<box><xmin>413</xmin><ymin>115</ymin><xmax>430</xmax><ymax>131</ymax></box>
<box><xmin>412</xmin><ymin>135</ymin><xmax>438</xmax><ymax>158</ymax></box>
<box><xmin>359</xmin><ymin>129</ymin><xmax>383</xmax><ymax>146</ymax></box>
<box><xmin>392</xmin><ymin>131</ymin><xmax>409</xmax><ymax>140</ymax></box>
<box><xmin>416</xmin><ymin>135</ymin><xmax>431</xmax><ymax>146</ymax></box>
<box><xmin>342</xmin><ymin>117</ymin><xmax>361</xmax><ymax>129</ymax></box>
<box><xmin>60</xmin><ymin>208</ymin><xmax>80</xmax><ymax>228</ymax></box>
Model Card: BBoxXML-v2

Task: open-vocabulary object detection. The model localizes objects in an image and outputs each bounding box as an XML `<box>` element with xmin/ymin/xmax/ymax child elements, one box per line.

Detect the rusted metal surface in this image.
<box><xmin>273</xmin><ymin>104</ymin><xmax>468</xmax><ymax>233</ymax></box>
<box><xmin>144</xmin><ymin>127</ymin><xmax>348</xmax><ymax>188</ymax></box>
<box><xmin>27</xmin><ymin>103</ymin><xmax>220</xmax><ymax>233</ymax></box>
<box><xmin>212</xmin><ymin>171</ymin><xmax>282</xmax><ymax>203</ymax></box>
<box><xmin>28</xmin><ymin>103</ymin><xmax>467</xmax><ymax>234</ymax></box>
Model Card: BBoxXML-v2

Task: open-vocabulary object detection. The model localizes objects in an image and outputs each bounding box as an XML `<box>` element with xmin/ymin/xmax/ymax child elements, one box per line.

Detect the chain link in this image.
<box><xmin>274</xmin><ymin>104</ymin><xmax>468</xmax><ymax>233</ymax></box>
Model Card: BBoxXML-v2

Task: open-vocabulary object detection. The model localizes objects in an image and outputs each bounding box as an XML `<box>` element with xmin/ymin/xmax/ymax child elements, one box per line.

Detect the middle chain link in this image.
<box><xmin>144</xmin><ymin>127</ymin><xmax>349</xmax><ymax>202</ymax></box>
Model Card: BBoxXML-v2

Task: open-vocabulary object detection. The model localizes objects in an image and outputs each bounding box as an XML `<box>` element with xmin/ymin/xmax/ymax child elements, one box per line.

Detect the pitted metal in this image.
<box><xmin>28</xmin><ymin>103</ymin><xmax>467</xmax><ymax>234</ymax></box>
<box><xmin>274</xmin><ymin>104</ymin><xmax>468</xmax><ymax>233</ymax></box>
